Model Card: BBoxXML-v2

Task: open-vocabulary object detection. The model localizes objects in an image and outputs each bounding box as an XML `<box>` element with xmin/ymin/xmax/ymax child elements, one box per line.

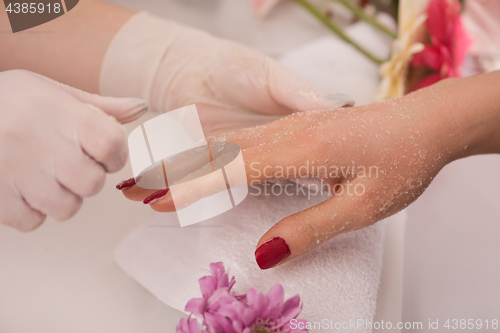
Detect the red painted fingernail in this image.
<box><xmin>143</xmin><ymin>188</ymin><xmax>170</xmax><ymax>205</ymax></box>
<box><xmin>116</xmin><ymin>177</ymin><xmax>136</xmax><ymax>190</ymax></box>
<box><xmin>255</xmin><ymin>237</ymin><xmax>290</xmax><ymax>270</ymax></box>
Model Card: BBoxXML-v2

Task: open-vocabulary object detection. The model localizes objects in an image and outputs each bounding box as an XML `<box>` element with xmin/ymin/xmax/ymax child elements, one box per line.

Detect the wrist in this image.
<box><xmin>99</xmin><ymin>12</ymin><xmax>181</xmax><ymax>101</ymax></box>
<box><xmin>441</xmin><ymin>71</ymin><xmax>500</xmax><ymax>159</ymax></box>
<box><xmin>99</xmin><ymin>12</ymin><xmax>214</xmax><ymax>111</ymax></box>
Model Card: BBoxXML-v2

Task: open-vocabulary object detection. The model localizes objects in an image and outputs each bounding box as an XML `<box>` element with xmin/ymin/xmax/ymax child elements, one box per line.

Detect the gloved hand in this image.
<box><xmin>100</xmin><ymin>12</ymin><xmax>354</xmax><ymax>136</ymax></box>
<box><xmin>0</xmin><ymin>70</ymin><xmax>148</xmax><ymax>232</ymax></box>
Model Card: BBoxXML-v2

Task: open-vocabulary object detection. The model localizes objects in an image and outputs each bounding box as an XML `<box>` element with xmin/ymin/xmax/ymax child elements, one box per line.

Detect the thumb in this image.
<box><xmin>268</xmin><ymin>62</ymin><xmax>355</xmax><ymax>113</ymax></box>
<box><xmin>40</xmin><ymin>75</ymin><xmax>148</xmax><ymax>124</ymax></box>
<box><xmin>254</xmin><ymin>179</ymin><xmax>374</xmax><ymax>270</ymax></box>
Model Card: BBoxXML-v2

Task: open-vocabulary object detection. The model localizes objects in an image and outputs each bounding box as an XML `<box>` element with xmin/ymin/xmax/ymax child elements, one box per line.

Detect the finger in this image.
<box><xmin>254</xmin><ymin>179</ymin><xmax>376</xmax><ymax>270</ymax></box>
<box><xmin>118</xmin><ymin>143</ymin><xmax>217</xmax><ymax>201</ymax></box>
<box><xmin>39</xmin><ymin>74</ymin><xmax>148</xmax><ymax>124</ymax></box>
<box><xmin>215</xmin><ymin>45</ymin><xmax>353</xmax><ymax>116</ymax></box>
<box><xmin>53</xmin><ymin>146</ymin><xmax>106</xmax><ymax>198</ymax></box>
<box><xmin>0</xmin><ymin>195</ymin><xmax>46</xmax><ymax>232</ymax></box>
<box><xmin>76</xmin><ymin>103</ymin><xmax>128</xmax><ymax>173</ymax></box>
<box><xmin>267</xmin><ymin>60</ymin><xmax>354</xmax><ymax>113</ymax></box>
<box><xmin>148</xmin><ymin>144</ymin><xmax>296</xmax><ymax>211</ymax></box>
<box><xmin>122</xmin><ymin>186</ymin><xmax>159</xmax><ymax>202</ymax></box>
<box><xmin>18</xmin><ymin>173</ymin><xmax>83</xmax><ymax>222</ymax></box>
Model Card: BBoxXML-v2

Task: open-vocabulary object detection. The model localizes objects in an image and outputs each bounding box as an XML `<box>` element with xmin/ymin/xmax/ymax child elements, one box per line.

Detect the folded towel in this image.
<box><xmin>116</xmin><ymin>189</ymin><xmax>404</xmax><ymax>329</ymax></box>
<box><xmin>115</xmin><ymin>16</ymin><xmax>399</xmax><ymax>332</ymax></box>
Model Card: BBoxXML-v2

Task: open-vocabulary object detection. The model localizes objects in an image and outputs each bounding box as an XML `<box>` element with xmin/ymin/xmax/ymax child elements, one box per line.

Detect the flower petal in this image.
<box><xmin>263</xmin><ymin>284</ymin><xmax>285</xmax><ymax>317</ymax></box>
<box><xmin>199</xmin><ymin>276</ymin><xmax>217</xmax><ymax>299</ymax></box>
<box><xmin>177</xmin><ymin>316</ymin><xmax>205</xmax><ymax>333</ymax></box>
<box><xmin>204</xmin><ymin>312</ymin><xmax>237</xmax><ymax>333</ymax></box>
<box><xmin>279</xmin><ymin>295</ymin><xmax>302</xmax><ymax>324</ymax></box>
<box><xmin>411</xmin><ymin>73</ymin><xmax>442</xmax><ymax>91</ymax></box>
<box><xmin>185</xmin><ymin>297</ymin><xmax>206</xmax><ymax>316</ymax></box>
<box><xmin>412</xmin><ymin>45</ymin><xmax>443</xmax><ymax>70</ymax></box>
<box><xmin>246</xmin><ymin>288</ymin><xmax>267</xmax><ymax>317</ymax></box>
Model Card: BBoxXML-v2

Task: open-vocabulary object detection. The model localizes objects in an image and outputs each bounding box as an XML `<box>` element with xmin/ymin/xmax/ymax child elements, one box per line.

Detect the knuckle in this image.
<box><xmin>100</xmin><ymin>125</ymin><xmax>128</xmax><ymax>170</ymax></box>
<box><xmin>80</xmin><ymin>167</ymin><xmax>106</xmax><ymax>197</ymax></box>
<box><xmin>104</xmin><ymin>125</ymin><xmax>127</xmax><ymax>153</ymax></box>
<box><xmin>18</xmin><ymin>219</ymin><xmax>44</xmax><ymax>232</ymax></box>
<box><xmin>1</xmin><ymin>214</ymin><xmax>46</xmax><ymax>233</ymax></box>
<box><xmin>55</xmin><ymin>196</ymin><xmax>83</xmax><ymax>221</ymax></box>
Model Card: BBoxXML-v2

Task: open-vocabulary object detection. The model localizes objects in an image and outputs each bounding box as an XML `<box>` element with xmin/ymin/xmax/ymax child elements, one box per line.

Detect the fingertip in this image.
<box><xmin>120</xmin><ymin>186</ymin><xmax>155</xmax><ymax>202</ymax></box>
<box><xmin>116</xmin><ymin>177</ymin><xmax>136</xmax><ymax>190</ymax></box>
<box><xmin>254</xmin><ymin>236</ymin><xmax>291</xmax><ymax>270</ymax></box>
<box><xmin>148</xmin><ymin>192</ymin><xmax>176</xmax><ymax>212</ymax></box>
<box><xmin>112</xmin><ymin>98</ymin><xmax>149</xmax><ymax>124</ymax></box>
<box><xmin>321</xmin><ymin>93</ymin><xmax>355</xmax><ymax>109</ymax></box>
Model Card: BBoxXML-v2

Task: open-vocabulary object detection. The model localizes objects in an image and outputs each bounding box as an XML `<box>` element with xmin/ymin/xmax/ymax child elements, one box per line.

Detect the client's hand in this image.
<box><xmin>0</xmin><ymin>70</ymin><xmax>147</xmax><ymax>232</ymax></box>
<box><xmin>118</xmin><ymin>72</ymin><xmax>500</xmax><ymax>269</ymax></box>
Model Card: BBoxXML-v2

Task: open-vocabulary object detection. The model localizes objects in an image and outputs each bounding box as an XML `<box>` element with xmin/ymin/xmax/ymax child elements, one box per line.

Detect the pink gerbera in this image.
<box><xmin>411</xmin><ymin>0</ymin><xmax>472</xmax><ymax>90</ymax></box>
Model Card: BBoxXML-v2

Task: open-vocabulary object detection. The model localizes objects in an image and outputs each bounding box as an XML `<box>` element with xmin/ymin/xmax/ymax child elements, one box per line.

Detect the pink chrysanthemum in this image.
<box><xmin>184</xmin><ymin>262</ymin><xmax>237</xmax><ymax>316</ymax></box>
<box><xmin>206</xmin><ymin>285</ymin><xmax>308</xmax><ymax>333</ymax></box>
<box><xmin>411</xmin><ymin>0</ymin><xmax>472</xmax><ymax>90</ymax></box>
<box><xmin>177</xmin><ymin>316</ymin><xmax>206</xmax><ymax>333</ymax></box>
<box><xmin>177</xmin><ymin>262</ymin><xmax>308</xmax><ymax>333</ymax></box>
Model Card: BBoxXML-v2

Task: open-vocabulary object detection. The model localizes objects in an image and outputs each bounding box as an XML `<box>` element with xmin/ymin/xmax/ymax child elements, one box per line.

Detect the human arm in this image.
<box><xmin>0</xmin><ymin>0</ymin><xmax>134</xmax><ymax>93</ymax></box>
<box><xmin>119</xmin><ymin>70</ymin><xmax>500</xmax><ymax>269</ymax></box>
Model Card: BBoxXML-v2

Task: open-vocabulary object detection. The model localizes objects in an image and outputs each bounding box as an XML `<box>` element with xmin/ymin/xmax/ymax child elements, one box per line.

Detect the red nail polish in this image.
<box><xmin>116</xmin><ymin>177</ymin><xmax>136</xmax><ymax>190</ymax></box>
<box><xmin>143</xmin><ymin>188</ymin><xmax>170</xmax><ymax>205</ymax></box>
<box><xmin>255</xmin><ymin>237</ymin><xmax>290</xmax><ymax>270</ymax></box>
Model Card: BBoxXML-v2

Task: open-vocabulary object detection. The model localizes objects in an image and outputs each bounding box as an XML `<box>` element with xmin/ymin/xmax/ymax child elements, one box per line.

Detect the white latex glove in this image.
<box><xmin>0</xmin><ymin>70</ymin><xmax>148</xmax><ymax>232</ymax></box>
<box><xmin>100</xmin><ymin>12</ymin><xmax>354</xmax><ymax>136</ymax></box>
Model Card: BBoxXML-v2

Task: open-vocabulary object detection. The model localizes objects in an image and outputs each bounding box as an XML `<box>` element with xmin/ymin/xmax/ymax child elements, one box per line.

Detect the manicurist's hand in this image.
<box><xmin>120</xmin><ymin>71</ymin><xmax>500</xmax><ymax>269</ymax></box>
<box><xmin>0</xmin><ymin>70</ymin><xmax>148</xmax><ymax>232</ymax></box>
<box><xmin>100</xmin><ymin>12</ymin><xmax>354</xmax><ymax>137</ymax></box>
<box><xmin>109</xmin><ymin>12</ymin><xmax>354</xmax><ymax>201</ymax></box>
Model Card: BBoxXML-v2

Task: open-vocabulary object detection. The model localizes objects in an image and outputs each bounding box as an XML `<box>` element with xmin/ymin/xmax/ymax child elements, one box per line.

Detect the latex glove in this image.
<box><xmin>100</xmin><ymin>12</ymin><xmax>353</xmax><ymax>137</ymax></box>
<box><xmin>0</xmin><ymin>70</ymin><xmax>148</xmax><ymax>232</ymax></box>
<box><xmin>118</xmin><ymin>72</ymin><xmax>500</xmax><ymax>269</ymax></box>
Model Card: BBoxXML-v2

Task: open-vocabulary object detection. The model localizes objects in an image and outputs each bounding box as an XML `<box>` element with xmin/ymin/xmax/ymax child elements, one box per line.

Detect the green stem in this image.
<box><xmin>293</xmin><ymin>0</ymin><xmax>385</xmax><ymax>65</ymax></box>
<box><xmin>332</xmin><ymin>0</ymin><xmax>397</xmax><ymax>39</ymax></box>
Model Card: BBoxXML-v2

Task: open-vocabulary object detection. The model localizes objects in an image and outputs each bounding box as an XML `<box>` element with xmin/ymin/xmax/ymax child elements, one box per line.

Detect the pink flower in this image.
<box><xmin>411</xmin><ymin>0</ymin><xmax>472</xmax><ymax>90</ymax></box>
<box><xmin>177</xmin><ymin>316</ymin><xmax>206</xmax><ymax>333</ymax></box>
<box><xmin>185</xmin><ymin>262</ymin><xmax>236</xmax><ymax>316</ymax></box>
<box><xmin>207</xmin><ymin>285</ymin><xmax>308</xmax><ymax>333</ymax></box>
<box><xmin>252</xmin><ymin>0</ymin><xmax>282</xmax><ymax>17</ymax></box>
<box><xmin>178</xmin><ymin>262</ymin><xmax>309</xmax><ymax>333</ymax></box>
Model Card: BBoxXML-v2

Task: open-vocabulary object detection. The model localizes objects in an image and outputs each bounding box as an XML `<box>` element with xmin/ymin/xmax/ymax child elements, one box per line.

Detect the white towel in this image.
<box><xmin>116</xmin><ymin>189</ymin><xmax>404</xmax><ymax>329</ymax></box>
<box><xmin>115</xmin><ymin>15</ymin><xmax>400</xmax><ymax>332</ymax></box>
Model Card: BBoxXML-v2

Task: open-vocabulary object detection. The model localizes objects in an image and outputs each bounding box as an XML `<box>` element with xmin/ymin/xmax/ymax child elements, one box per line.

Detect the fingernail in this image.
<box><xmin>128</xmin><ymin>98</ymin><xmax>149</xmax><ymax>115</ymax></box>
<box><xmin>120</xmin><ymin>98</ymin><xmax>149</xmax><ymax>122</ymax></box>
<box><xmin>323</xmin><ymin>93</ymin><xmax>355</xmax><ymax>108</ymax></box>
<box><xmin>143</xmin><ymin>188</ymin><xmax>170</xmax><ymax>205</ymax></box>
<box><xmin>116</xmin><ymin>177</ymin><xmax>136</xmax><ymax>190</ymax></box>
<box><xmin>255</xmin><ymin>237</ymin><xmax>291</xmax><ymax>270</ymax></box>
